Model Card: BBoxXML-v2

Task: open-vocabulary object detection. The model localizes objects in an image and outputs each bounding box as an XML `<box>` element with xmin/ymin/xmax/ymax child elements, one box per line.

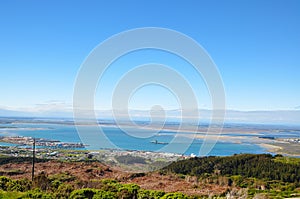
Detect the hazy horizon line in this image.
<box><xmin>1</xmin><ymin>107</ymin><xmax>300</xmax><ymax>125</ymax></box>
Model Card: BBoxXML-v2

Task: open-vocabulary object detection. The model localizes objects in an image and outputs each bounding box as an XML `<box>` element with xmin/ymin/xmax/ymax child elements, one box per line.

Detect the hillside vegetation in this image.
<box><xmin>163</xmin><ymin>154</ymin><xmax>300</xmax><ymax>183</ymax></box>
<box><xmin>0</xmin><ymin>154</ymin><xmax>300</xmax><ymax>198</ymax></box>
<box><xmin>162</xmin><ymin>154</ymin><xmax>300</xmax><ymax>198</ymax></box>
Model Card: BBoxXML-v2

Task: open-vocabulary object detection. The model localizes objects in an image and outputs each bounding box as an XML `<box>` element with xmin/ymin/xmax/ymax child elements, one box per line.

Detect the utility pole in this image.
<box><xmin>32</xmin><ymin>137</ymin><xmax>35</xmax><ymax>182</ymax></box>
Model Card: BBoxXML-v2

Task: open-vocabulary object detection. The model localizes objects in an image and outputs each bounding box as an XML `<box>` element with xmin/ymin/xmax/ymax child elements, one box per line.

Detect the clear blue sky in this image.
<box><xmin>0</xmin><ymin>0</ymin><xmax>299</xmax><ymax>112</ymax></box>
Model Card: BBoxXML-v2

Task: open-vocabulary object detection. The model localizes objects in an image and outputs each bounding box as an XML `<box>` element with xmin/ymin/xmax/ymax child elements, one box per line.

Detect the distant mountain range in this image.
<box><xmin>0</xmin><ymin>108</ymin><xmax>299</xmax><ymax>125</ymax></box>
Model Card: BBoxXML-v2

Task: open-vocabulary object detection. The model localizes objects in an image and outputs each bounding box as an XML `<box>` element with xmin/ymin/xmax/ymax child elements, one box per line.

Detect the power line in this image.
<box><xmin>32</xmin><ymin>137</ymin><xmax>35</xmax><ymax>182</ymax></box>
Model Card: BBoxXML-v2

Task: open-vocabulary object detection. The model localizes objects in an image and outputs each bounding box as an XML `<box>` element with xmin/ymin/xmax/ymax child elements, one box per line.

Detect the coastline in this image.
<box><xmin>259</xmin><ymin>143</ymin><xmax>282</xmax><ymax>153</ymax></box>
<box><xmin>259</xmin><ymin>142</ymin><xmax>300</xmax><ymax>157</ymax></box>
<box><xmin>1</xmin><ymin>119</ymin><xmax>300</xmax><ymax>157</ymax></box>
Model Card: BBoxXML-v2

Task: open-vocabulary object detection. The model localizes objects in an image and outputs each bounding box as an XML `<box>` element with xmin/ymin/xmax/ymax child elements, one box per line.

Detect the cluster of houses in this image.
<box><xmin>283</xmin><ymin>138</ymin><xmax>300</xmax><ymax>143</ymax></box>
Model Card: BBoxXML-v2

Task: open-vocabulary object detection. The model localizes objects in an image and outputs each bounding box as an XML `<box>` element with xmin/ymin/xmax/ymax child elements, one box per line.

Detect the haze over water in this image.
<box><xmin>1</xmin><ymin>118</ymin><xmax>293</xmax><ymax>156</ymax></box>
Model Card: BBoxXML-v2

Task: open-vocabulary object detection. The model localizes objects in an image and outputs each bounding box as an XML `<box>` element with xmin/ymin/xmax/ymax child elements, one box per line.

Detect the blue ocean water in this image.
<box><xmin>0</xmin><ymin>122</ymin><xmax>270</xmax><ymax>156</ymax></box>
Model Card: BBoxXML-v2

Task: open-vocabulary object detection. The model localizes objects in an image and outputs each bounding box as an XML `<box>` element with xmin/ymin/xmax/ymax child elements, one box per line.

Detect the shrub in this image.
<box><xmin>92</xmin><ymin>190</ymin><xmax>117</xmax><ymax>199</ymax></box>
<box><xmin>161</xmin><ymin>192</ymin><xmax>189</xmax><ymax>199</ymax></box>
<box><xmin>69</xmin><ymin>188</ymin><xmax>99</xmax><ymax>199</ymax></box>
<box><xmin>0</xmin><ymin>176</ymin><xmax>11</xmax><ymax>191</ymax></box>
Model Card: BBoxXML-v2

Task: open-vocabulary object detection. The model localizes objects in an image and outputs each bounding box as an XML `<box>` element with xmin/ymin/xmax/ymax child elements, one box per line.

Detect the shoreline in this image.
<box><xmin>259</xmin><ymin>143</ymin><xmax>283</xmax><ymax>153</ymax></box>
<box><xmin>259</xmin><ymin>142</ymin><xmax>300</xmax><ymax>157</ymax></box>
<box><xmin>1</xmin><ymin>121</ymin><xmax>300</xmax><ymax>158</ymax></box>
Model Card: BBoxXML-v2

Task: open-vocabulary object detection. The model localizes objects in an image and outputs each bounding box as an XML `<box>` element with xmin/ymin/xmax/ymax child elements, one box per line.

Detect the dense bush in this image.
<box><xmin>0</xmin><ymin>176</ymin><xmax>31</xmax><ymax>192</ymax></box>
<box><xmin>161</xmin><ymin>192</ymin><xmax>190</xmax><ymax>199</ymax></box>
<box><xmin>93</xmin><ymin>190</ymin><xmax>117</xmax><ymax>199</ymax></box>
<box><xmin>69</xmin><ymin>188</ymin><xmax>99</xmax><ymax>199</ymax></box>
<box><xmin>0</xmin><ymin>157</ymin><xmax>48</xmax><ymax>166</ymax></box>
<box><xmin>0</xmin><ymin>176</ymin><xmax>192</xmax><ymax>199</ymax></box>
<box><xmin>137</xmin><ymin>190</ymin><xmax>165</xmax><ymax>199</ymax></box>
<box><xmin>163</xmin><ymin>154</ymin><xmax>300</xmax><ymax>183</ymax></box>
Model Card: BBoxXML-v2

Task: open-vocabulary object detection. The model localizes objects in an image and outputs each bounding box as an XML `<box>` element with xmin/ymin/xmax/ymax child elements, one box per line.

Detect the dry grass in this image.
<box><xmin>0</xmin><ymin>161</ymin><xmax>228</xmax><ymax>196</ymax></box>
